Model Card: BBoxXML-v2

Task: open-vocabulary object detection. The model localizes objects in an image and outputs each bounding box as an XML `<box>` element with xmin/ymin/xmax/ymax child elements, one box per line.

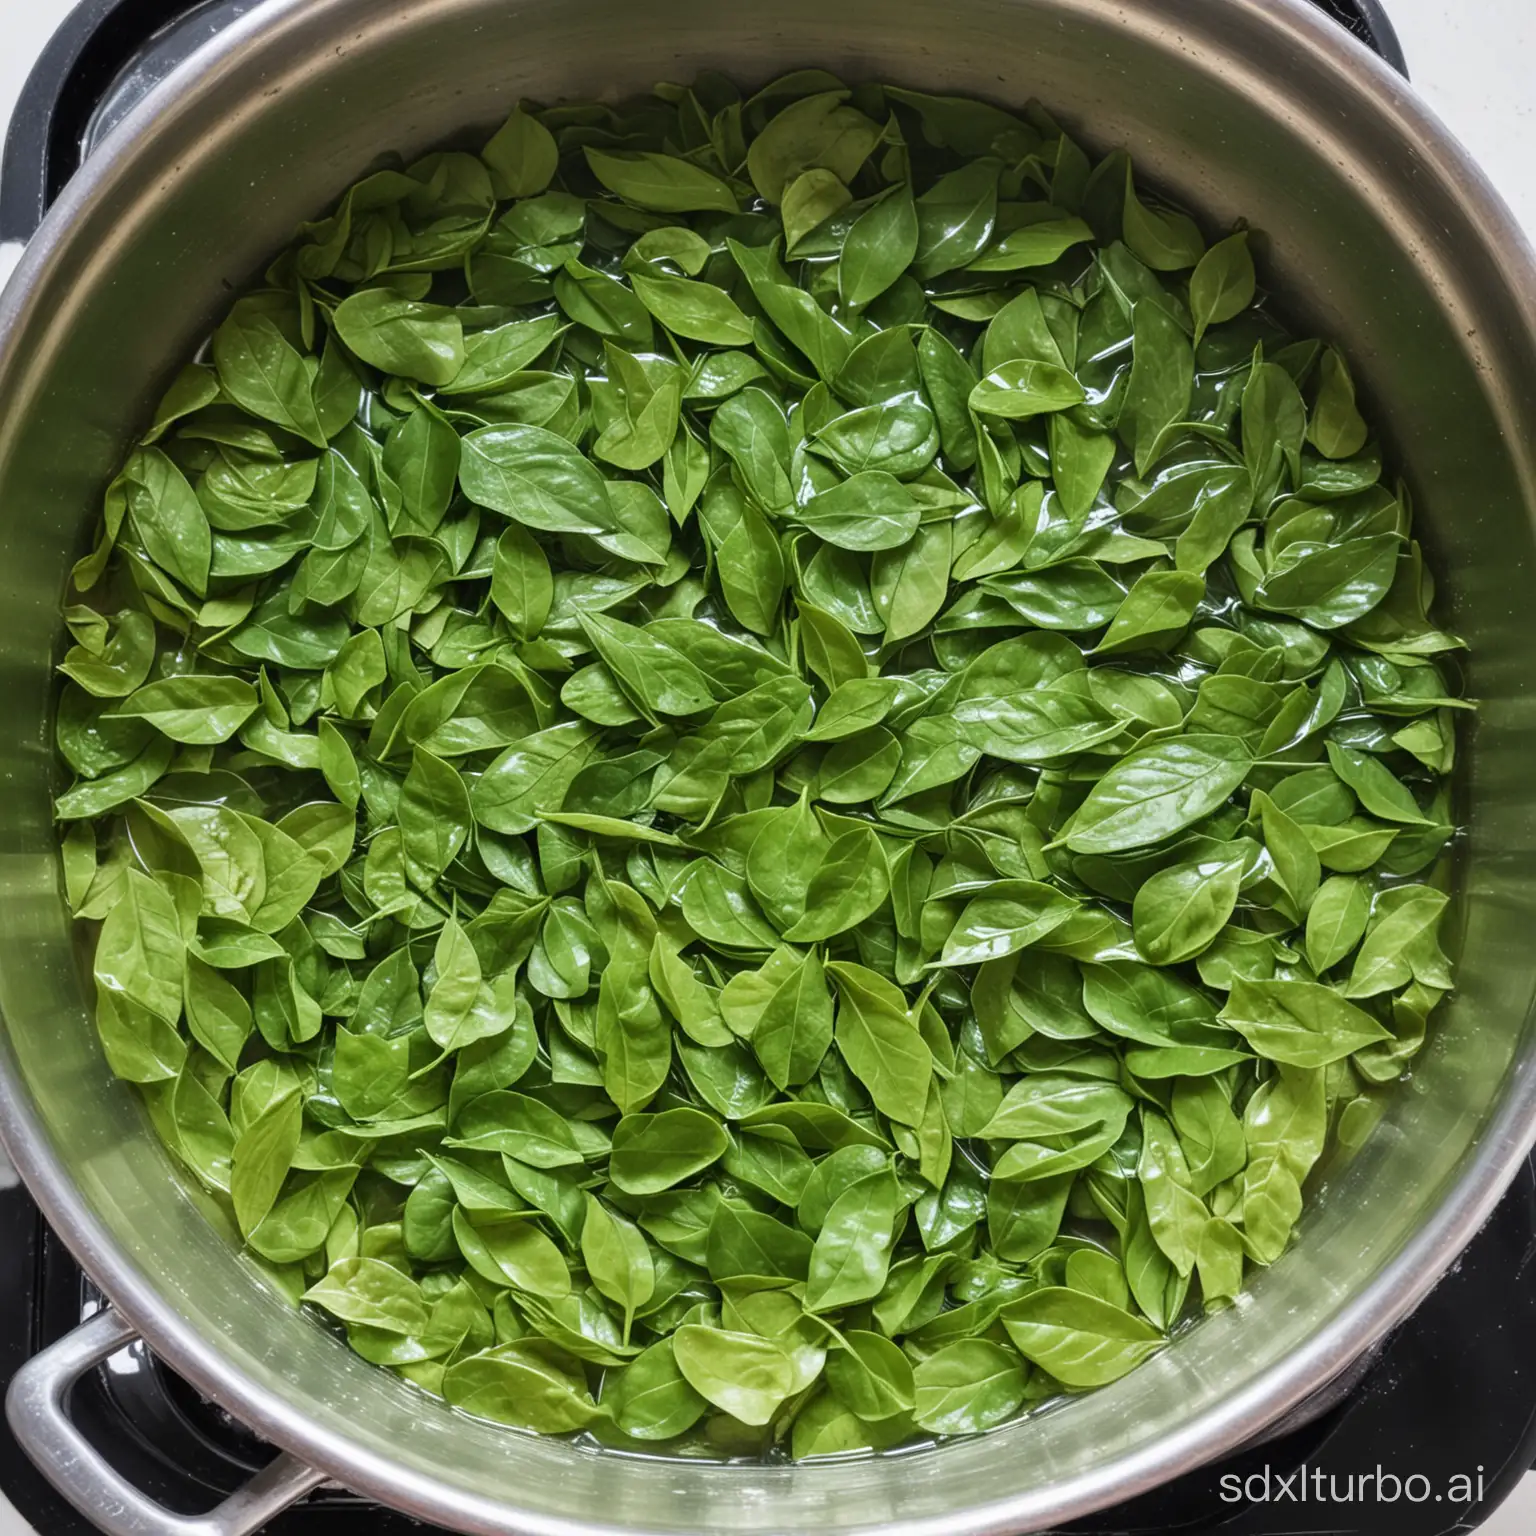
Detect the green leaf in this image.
<box><xmin>914</xmin><ymin>159</ymin><xmax>1000</xmax><ymax>279</ymax></box>
<box><xmin>1123</xmin><ymin>163</ymin><xmax>1205</xmax><ymax>270</ymax></box>
<box><xmin>471</xmin><ymin>722</ymin><xmax>597</xmax><ymax>834</ymax></box>
<box><xmin>606</xmin><ymin>1339</ymin><xmax>707</xmax><ymax>1439</ymax></box>
<box><xmin>782</xmin><ymin>168</ymin><xmax>853</xmax><ymax>252</ymax></box>
<box><xmin>1258</xmin><ymin>535</ymin><xmax>1400</xmax><ymax>629</ymax></box>
<box><xmin>631</xmin><ymin>273</ymin><xmax>754</xmax><ymax>346</ymax></box>
<box><xmin>490</xmin><ymin>524</ymin><xmax>554</xmax><ymax>640</ymax></box>
<box><xmin>442</xmin><ymin>1339</ymin><xmax>602</xmax><ymax>1432</ymax></box>
<box><xmin>1219</xmin><ymin>978</ymin><xmax>1392</xmax><ymax>1066</ymax></box>
<box><xmin>482</xmin><ymin>107</ymin><xmax>559</xmax><ymax>198</ymax></box>
<box><xmin>450</xmin><ymin>1091</ymin><xmax>585</xmax><ymax>1167</ymax></box>
<box><xmin>93</xmin><ymin>868</ymin><xmax>187</xmax><ymax>1026</ymax></box>
<box><xmin>230</xmin><ymin>1088</ymin><xmax>301</xmax><ymax>1236</ymax></box>
<box><xmin>1136</xmin><ymin>1110</ymin><xmax>1209</xmax><ymax>1276</ymax></box>
<box><xmin>452</xmin><ymin>1208</ymin><xmax>573</xmax><ymax>1298</ymax></box>
<box><xmin>113</xmin><ymin>674</ymin><xmax>259</xmax><ymax>745</ymax></box>
<box><xmin>940</xmin><ymin>882</ymin><xmax>1080</xmax><ymax>967</ymax></box>
<box><xmin>682</xmin><ymin>860</ymin><xmax>782</xmax><ymax>950</ymax></box>
<box><xmin>672</xmin><ymin>1324</ymin><xmax>796</xmax><ymax>1425</ymax></box>
<box><xmin>304</xmin><ymin>1258</ymin><xmax>431</xmax><ymax>1333</ymax></box>
<box><xmin>752</xmin><ymin>950</ymin><xmax>834</xmax><ymax>1090</ymax></box>
<box><xmin>969</xmin><ymin>358</ymin><xmax>1086</xmax><ymax>420</ymax></box>
<box><xmin>1132</xmin><ymin>855</ymin><xmax>1244</xmax><ymax>965</ymax></box>
<box><xmin>555</xmin><ymin>260</ymin><xmax>653</xmax><ymax>348</ymax></box>
<box><xmin>1119</xmin><ymin>302</ymin><xmax>1194</xmax><ymax>475</ymax></box>
<box><xmin>578</xmin><ymin>611</ymin><xmax>715</xmax><ymax>717</ymax></box>
<box><xmin>825</xmin><ymin>1329</ymin><xmax>915</xmax><ymax>1420</ymax></box>
<box><xmin>595</xmin><ymin>957</ymin><xmax>671</xmax><ymax>1113</ymax></box>
<box><xmin>747</xmin><ymin>91</ymin><xmax>883</xmax><ymax>204</ymax></box>
<box><xmin>581</xmin><ymin>1195</ymin><xmax>655</xmax><ymax>1340</ymax></box>
<box><xmin>1257</xmin><ymin>790</ymin><xmax>1322</xmax><ymax>914</ymax></box>
<box><xmin>840</xmin><ymin>186</ymin><xmax>920</xmax><ymax>310</ymax></box>
<box><xmin>1344</xmin><ymin>885</ymin><xmax>1450</xmax><ymax>998</ymax></box>
<box><xmin>442</xmin><ymin>315</ymin><xmax>564</xmax><ymax>396</ymax></box>
<box><xmin>585</xmin><ymin>147</ymin><xmax>739</xmax><ymax>213</ymax></box>
<box><xmin>1189</xmin><ymin>232</ymin><xmax>1255</xmax><ymax>346</ymax></box>
<box><xmin>1002</xmin><ymin>1287</ymin><xmax>1164</xmax><ymax>1386</ymax></box>
<box><xmin>1067</xmin><ymin>735</ymin><xmax>1253</xmax><ymax>854</ymax></box>
<box><xmin>1325</xmin><ymin>742</ymin><xmax>1433</xmax><ymax>824</ymax></box>
<box><xmin>399</xmin><ymin>748</ymin><xmax>471</xmax><ymax>885</ymax></box>
<box><xmin>1242</xmin><ymin>357</ymin><xmax>1308</xmax><ymax>507</ymax></box>
<box><xmin>829</xmin><ymin>962</ymin><xmax>930</xmax><ymax>1124</ymax></box>
<box><xmin>794</xmin><ymin>472</ymin><xmax>921</xmax><ymax>551</ymax></box>
<box><xmin>333</xmin><ymin>290</ymin><xmax>466</xmax><ymax>386</ymax></box>
<box><xmin>782</xmin><ymin>826</ymin><xmax>891</xmax><ymax>942</ymax></box>
<box><xmin>1094</xmin><ymin>569</ymin><xmax>1203</xmax><ymax>656</ymax></box>
<box><xmin>1304</xmin><ymin>875</ymin><xmax>1371</xmax><ymax>975</ymax></box>
<box><xmin>122</xmin><ymin>450</ymin><xmax>211</xmax><ymax>597</ymax></box>
<box><xmin>805</xmin><ymin>1167</ymin><xmax>901</xmax><ymax>1312</ymax></box>
<box><xmin>459</xmin><ymin>424</ymin><xmax>616</xmax><ymax>534</ymax></box>
<box><xmin>1049</xmin><ymin>414</ymin><xmax>1116</xmax><ymax>520</ymax></box>
<box><xmin>1242</xmin><ymin>1064</ymin><xmax>1326</xmax><ymax>1263</ymax></box>
<box><xmin>211</xmin><ymin>305</ymin><xmax>327</xmax><ymax>448</ymax></box>
<box><xmin>334</xmin><ymin>1026</ymin><xmax>410</xmax><ymax>1119</ymax></box>
<box><xmin>912</xmin><ymin>1339</ymin><xmax>1026</xmax><ymax>1433</ymax></box>
<box><xmin>609</xmin><ymin>1109</ymin><xmax>730</xmax><ymax>1195</ymax></box>
<box><xmin>1309</xmin><ymin>348</ymin><xmax>1369</xmax><ymax>460</ymax></box>
<box><xmin>970</xmin><ymin>215</ymin><xmax>1094</xmax><ymax>272</ymax></box>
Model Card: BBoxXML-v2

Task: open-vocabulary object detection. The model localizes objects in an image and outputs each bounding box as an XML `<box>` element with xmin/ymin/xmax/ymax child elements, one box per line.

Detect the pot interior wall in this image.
<box><xmin>1</xmin><ymin>0</ymin><xmax>1534</xmax><ymax>1531</ymax></box>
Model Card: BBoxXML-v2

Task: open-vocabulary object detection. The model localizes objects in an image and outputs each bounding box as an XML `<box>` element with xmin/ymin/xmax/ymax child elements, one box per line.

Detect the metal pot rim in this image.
<box><xmin>2</xmin><ymin>0</ymin><xmax>1535</xmax><ymax>1530</ymax></box>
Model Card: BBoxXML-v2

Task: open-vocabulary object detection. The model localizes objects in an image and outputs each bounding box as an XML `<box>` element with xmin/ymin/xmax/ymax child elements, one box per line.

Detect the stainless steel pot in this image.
<box><xmin>2</xmin><ymin>1</ymin><xmax>1535</xmax><ymax>1532</ymax></box>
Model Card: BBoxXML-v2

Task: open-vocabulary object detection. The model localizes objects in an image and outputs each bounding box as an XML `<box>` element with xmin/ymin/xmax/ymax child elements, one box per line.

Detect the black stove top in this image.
<box><xmin>6</xmin><ymin>1</ymin><xmax>1533</xmax><ymax>1533</ymax></box>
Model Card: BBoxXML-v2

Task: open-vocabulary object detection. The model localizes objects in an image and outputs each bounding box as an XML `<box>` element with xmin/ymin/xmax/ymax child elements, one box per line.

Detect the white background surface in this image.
<box><xmin>1</xmin><ymin>0</ymin><xmax>1533</xmax><ymax>1532</ymax></box>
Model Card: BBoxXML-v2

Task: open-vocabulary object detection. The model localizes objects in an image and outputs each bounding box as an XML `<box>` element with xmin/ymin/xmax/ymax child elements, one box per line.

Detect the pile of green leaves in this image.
<box><xmin>55</xmin><ymin>70</ymin><xmax>1465</xmax><ymax>1458</ymax></box>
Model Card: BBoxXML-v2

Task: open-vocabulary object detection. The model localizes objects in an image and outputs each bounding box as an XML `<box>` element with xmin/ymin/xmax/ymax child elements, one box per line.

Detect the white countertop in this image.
<box><xmin>1</xmin><ymin>1</ymin><xmax>1533</xmax><ymax>1533</ymax></box>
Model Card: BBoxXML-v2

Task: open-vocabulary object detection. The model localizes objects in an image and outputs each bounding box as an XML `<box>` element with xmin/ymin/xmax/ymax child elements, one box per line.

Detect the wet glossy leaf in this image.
<box><xmin>1219</xmin><ymin>978</ymin><xmax>1392</xmax><ymax>1066</ymax></box>
<box><xmin>747</xmin><ymin>91</ymin><xmax>883</xmax><ymax>204</ymax></box>
<box><xmin>609</xmin><ymin>1109</ymin><xmax>730</xmax><ymax>1195</ymax></box>
<box><xmin>825</xmin><ymin>1329</ymin><xmax>915</xmax><ymax>1420</ymax></box>
<box><xmin>1304</xmin><ymin>875</ymin><xmax>1371</xmax><ymax>975</ymax></box>
<box><xmin>442</xmin><ymin>1339</ymin><xmax>601</xmax><ymax>1432</ymax></box>
<box><xmin>482</xmin><ymin>107</ymin><xmax>559</xmax><ymax>198</ymax></box>
<box><xmin>334</xmin><ymin>291</ymin><xmax>465</xmax><ymax>386</ymax></box>
<box><xmin>673</xmin><ymin>1324</ymin><xmax>796</xmax><ymax>1425</ymax></box>
<box><xmin>1120</xmin><ymin>303</ymin><xmax>1194</xmax><ymax>475</ymax></box>
<box><xmin>459</xmin><ymin>424</ymin><xmax>615</xmax><ymax>534</ymax></box>
<box><xmin>1132</xmin><ymin>855</ymin><xmax>1244</xmax><ymax>965</ymax></box>
<box><xmin>795</xmin><ymin>472</ymin><xmax>920</xmax><ymax>551</ymax></box>
<box><xmin>969</xmin><ymin>358</ymin><xmax>1085</xmax><ymax>420</ymax></box>
<box><xmin>606</xmin><ymin>1338</ymin><xmax>707</xmax><ymax>1439</ymax></box>
<box><xmin>1067</xmin><ymin>735</ymin><xmax>1253</xmax><ymax>854</ymax></box>
<box><xmin>1189</xmin><ymin>232</ymin><xmax>1255</xmax><ymax>346</ymax></box>
<box><xmin>1123</xmin><ymin>164</ymin><xmax>1204</xmax><ymax>270</ymax></box>
<box><xmin>1002</xmin><ymin>1287</ymin><xmax>1164</xmax><ymax>1386</ymax></box>
<box><xmin>632</xmin><ymin>273</ymin><xmax>754</xmax><ymax>346</ymax></box>
<box><xmin>828</xmin><ymin>963</ymin><xmax>929</xmax><ymax>1124</ymax></box>
<box><xmin>805</xmin><ymin>1166</ymin><xmax>901</xmax><ymax>1311</ymax></box>
<box><xmin>911</xmin><ymin>1339</ymin><xmax>1026</xmax><ymax>1433</ymax></box>
<box><xmin>1309</xmin><ymin>348</ymin><xmax>1369</xmax><ymax>460</ymax></box>
<box><xmin>841</xmin><ymin>186</ymin><xmax>919</xmax><ymax>310</ymax></box>
<box><xmin>586</xmin><ymin>147</ymin><xmax>739</xmax><ymax>213</ymax></box>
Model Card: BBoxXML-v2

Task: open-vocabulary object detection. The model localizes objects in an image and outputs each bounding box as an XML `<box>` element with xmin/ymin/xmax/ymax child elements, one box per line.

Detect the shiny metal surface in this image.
<box><xmin>0</xmin><ymin>0</ymin><xmax>1534</xmax><ymax>1532</ymax></box>
<box><xmin>6</xmin><ymin>1308</ymin><xmax>327</xmax><ymax>1536</ymax></box>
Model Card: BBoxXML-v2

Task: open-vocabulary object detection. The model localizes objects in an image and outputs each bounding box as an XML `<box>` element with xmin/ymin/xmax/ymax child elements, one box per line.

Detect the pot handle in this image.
<box><xmin>4</xmin><ymin>1306</ymin><xmax>329</xmax><ymax>1536</ymax></box>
